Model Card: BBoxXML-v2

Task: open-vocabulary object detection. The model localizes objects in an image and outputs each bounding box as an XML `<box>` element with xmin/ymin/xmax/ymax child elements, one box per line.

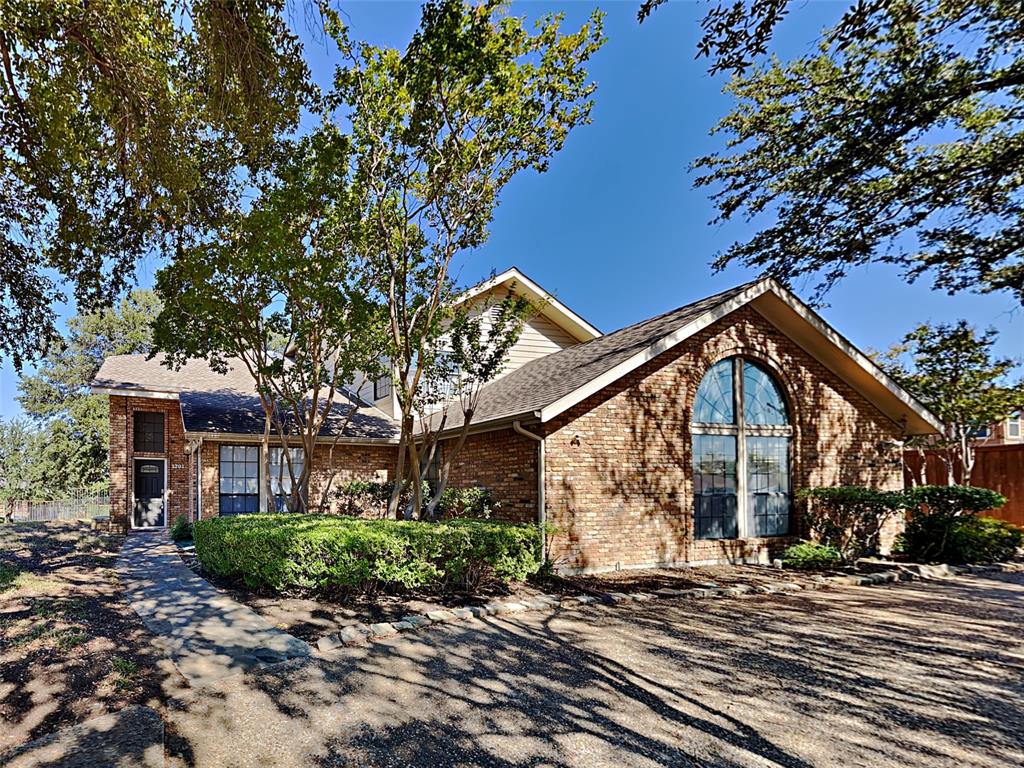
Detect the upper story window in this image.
<box><xmin>373</xmin><ymin>374</ymin><xmax>392</xmax><ymax>401</ymax></box>
<box><xmin>692</xmin><ymin>357</ymin><xmax>792</xmax><ymax>540</ymax></box>
<box><xmin>133</xmin><ymin>412</ymin><xmax>165</xmax><ymax>453</ymax></box>
<box><xmin>1008</xmin><ymin>414</ymin><xmax>1021</xmax><ymax>439</ymax></box>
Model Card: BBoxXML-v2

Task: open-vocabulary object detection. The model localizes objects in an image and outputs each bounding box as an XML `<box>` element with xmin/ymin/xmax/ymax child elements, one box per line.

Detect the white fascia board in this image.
<box><xmin>456</xmin><ymin>267</ymin><xmax>602</xmax><ymax>341</ymax></box>
<box><xmin>539</xmin><ymin>280</ymin><xmax>775</xmax><ymax>422</ymax></box>
<box><xmin>92</xmin><ymin>387</ymin><xmax>180</xmax><ymax>400</ymax></box>
<box><xmin>765</xmin><ymin>284</ymin><xmax>944</xmax><ymax>433</ymax></box>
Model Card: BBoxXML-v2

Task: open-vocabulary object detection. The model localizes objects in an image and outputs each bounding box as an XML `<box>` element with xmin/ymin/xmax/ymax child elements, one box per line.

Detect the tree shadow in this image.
<box><xmin>162</xmin><ymin>573</ymin><xmax>1024</xmax><ymax>767</ymax></box>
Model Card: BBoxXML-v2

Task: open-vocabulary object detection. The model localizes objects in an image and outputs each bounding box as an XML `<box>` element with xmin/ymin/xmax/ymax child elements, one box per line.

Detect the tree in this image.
<box><xmin>332</xmin><ymin>0</ymin><xmax>605</xmax><ymax>517</ymax></box>
<box><xmin>17</xmin><ymin>290</ymin><xmax>161</xmax><ymax>494</ymax></box>
<box><xmin>643</xmin><ymin>0</ymin><xmax>1024</xmax><ymax>304</ymax></box>
<box><xmin>418</xmin><ymin>291</ymin><xmax>532</xmax><ymax>520</ymax></box>
<box><xmin>0</xmin><ymin>418</ymin><xmax>48</xmax><ymax>521</ymax></box>
<box><xmin>154</xmin><ymin>127</ymin><xmax>385</xmax><ymax>514</ymax></box>
<box><xmin>1</xmin><ymin>0</ymin><xmax>314</xmax><ymax>370</ymax></box>
<box><xmin>877</xmin><ymin>321</ymin><xmax>1024</xmax><ymax>485</ymax></box>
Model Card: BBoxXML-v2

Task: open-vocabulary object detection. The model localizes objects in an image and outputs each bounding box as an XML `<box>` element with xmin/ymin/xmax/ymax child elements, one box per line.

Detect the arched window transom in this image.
<box><xmin>691</xmin><ymin>357</ymin><xmax>792</xmax><ymax>540</ymax></box>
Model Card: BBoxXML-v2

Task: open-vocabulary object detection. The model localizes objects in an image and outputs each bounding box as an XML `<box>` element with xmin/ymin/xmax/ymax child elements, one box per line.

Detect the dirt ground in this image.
<box><xmin>0</xmin><ymin>522</ymin><xmax>169</xmax><ymax>753</ymax></box>
<box><xmin>163</xmin><ymin>571</ymin><xmax>1024</xmax><ymax>767</ymax></box>
<box><xmin>178</xmin><ymin>541</ymin><xmax>836</xmax><ymax>644</ymax></box>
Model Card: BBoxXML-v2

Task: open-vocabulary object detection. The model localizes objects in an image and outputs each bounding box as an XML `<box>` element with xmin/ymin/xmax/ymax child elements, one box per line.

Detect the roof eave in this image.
<box><xmin>535</xmin><ymin>277</ymin><xmax>942</xmax><ymax>436</ymax></box>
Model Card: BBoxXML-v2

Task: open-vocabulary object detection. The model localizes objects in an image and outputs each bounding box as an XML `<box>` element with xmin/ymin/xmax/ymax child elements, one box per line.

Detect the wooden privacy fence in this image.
<box><xmin>5</xmin><ymin>490</ymin><xmax>111</xmax><ymax>522</ymax></box>
<box><xmin>904</xmin><ymin>445</ymin><xmax>1024</xmax><ymax>527</ymax></box>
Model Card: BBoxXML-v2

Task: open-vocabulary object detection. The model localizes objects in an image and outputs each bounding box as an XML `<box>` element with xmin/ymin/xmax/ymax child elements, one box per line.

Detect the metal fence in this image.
<box><xmin>7</xmin><ymin>490</ymin><xmax>111</xmax><ymax>522</ymax></box>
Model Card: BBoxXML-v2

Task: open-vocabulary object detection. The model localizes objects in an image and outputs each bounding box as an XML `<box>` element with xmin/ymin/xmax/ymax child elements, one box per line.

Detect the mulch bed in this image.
<box><xmin>0</xmin><ymin>522</ymin><xmax>169</xmax><ymax>754</ymax></box>
<box><xmin>177</xmin><ymin>542</ymin><xmax>837</xmax><ymax>644</ymax></box>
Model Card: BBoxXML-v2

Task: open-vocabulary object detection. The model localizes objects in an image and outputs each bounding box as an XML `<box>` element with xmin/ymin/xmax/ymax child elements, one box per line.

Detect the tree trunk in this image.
<box><xmin>424</xmin><ymin>413</ymin><xmax>474</xmax><ymax>521</ymax></box>
<box><xmin>387</xmin><ymin>424</ymin><xmax>410</xmax><ymax>519</ymax></box>
<box><xmin>260</xmin><ymin>405</ymin><xmax>275</xmax><ymax>512</ymax></box>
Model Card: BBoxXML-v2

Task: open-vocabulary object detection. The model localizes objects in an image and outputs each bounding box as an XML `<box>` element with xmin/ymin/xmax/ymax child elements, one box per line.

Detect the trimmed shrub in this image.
<box><xmin>169</xmin><ymin>516</ymin><xmax>193</xmax><ymax>542</ymax></box>
<box><xmin>901</xmin><ymin>485</ymin><xmax>1006</xmax><ymax>517</ymax></box>
<box><xmin>192</xmin><ymin>514</ymin><xmax>542</xmax><ymax>593</ymax></box>
<box><xmin>895</xmin><ymin>485</ymin><xmax>1011</xmax><ymax>563</ymax></box>
<box><xmin>437</xmin><ymin>486</ymin><xmax>498</xmax><ymax>520</ymax></box>
<box><xmin>782</xmin><ymin>540</ymin><xmax>842</xmax><ymax>570</ymax></box>
<box><xmin>333</xmin><ymin>480</ymin><xmax>430</xmax><ymax>517</ymax></box>
<box><xmin>797</xmin><ymin>487</ymin><xmax>904</xmax><ymax>562</ymax></box>
<box><xmin>896</xmin><ymin>515</ymin><xmax>1022</xmax><ymax>564</ymax></box>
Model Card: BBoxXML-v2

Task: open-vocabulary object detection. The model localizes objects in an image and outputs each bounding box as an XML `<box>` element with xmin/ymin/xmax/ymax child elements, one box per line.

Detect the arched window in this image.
<box><xmin>691</xmin><ymin>357</ymin><xmax>791</xmax><ymax>540</ymax></box>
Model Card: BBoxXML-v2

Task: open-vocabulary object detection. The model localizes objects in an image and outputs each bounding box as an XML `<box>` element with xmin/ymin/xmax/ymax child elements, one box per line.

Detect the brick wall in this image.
<box><xmin>196</xmin><ymin>439</ymin><xmax>396</xmax><ymax>518</ymax></box>
<box><xmin>541</xmin><ymin>305</ymin><xmax>906</xmax><ymax>573</ymax></box>
<box><xmin>441</xmin><ymin>428</ymin><xmax>539</xmax><ymax>523</ymax></box>
<box><xmin>108</xmin><ymin>395</ymin><xmax>190</xmax><ymax>532</ymax></box>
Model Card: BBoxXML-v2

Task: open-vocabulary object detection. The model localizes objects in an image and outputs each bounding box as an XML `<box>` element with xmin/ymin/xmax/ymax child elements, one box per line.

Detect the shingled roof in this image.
<box><xmin>91</xmin><ymin>354</ymin><xmax>399</xmax><ymax>440</ymax></box>
<box><xmin>431</xmin><ymin>279</ymin><xmax>762</xmax><ymax>432</ymax></box>
<box><xmin>179</xmin><ymin>390</ymin><xmax>399</xmax><ymax>441</ymax></box>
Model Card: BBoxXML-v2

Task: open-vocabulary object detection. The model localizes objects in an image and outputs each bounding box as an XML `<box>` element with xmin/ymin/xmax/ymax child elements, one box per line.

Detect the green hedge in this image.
<box><xmin>192</xmin><ymin>514</ymin><xmax>542</xmax><ymax>593</ymax></box>
<box><xmin>895</xmin><ymin>515</ymin><xmax>1023</xmax><ymax>564</ymax></box>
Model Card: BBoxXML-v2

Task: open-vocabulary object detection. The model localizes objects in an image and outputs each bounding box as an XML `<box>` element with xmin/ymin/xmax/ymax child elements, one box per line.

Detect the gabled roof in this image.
<box><xmin>435</xmin><ymin>277</ymin><xmax>942</xmax><ymax>436</ymax></box>
<box><xmin>456</xmin><ymin>267</ymin><xmax>602</xmax><ymax>342</ymax></box>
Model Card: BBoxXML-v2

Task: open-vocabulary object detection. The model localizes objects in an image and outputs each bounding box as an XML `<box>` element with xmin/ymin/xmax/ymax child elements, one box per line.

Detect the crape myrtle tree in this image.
<box><xmin>329</xmin><ymin>0</ymin><xmax>605</xmax><ymax>518</ymax></box>
<box><xmin>0</xmin><ymin>0</ymin><xmax>313</xmax><ymax>370</ymax></box>
<box><xmin>17</xmin><ymin>291</ymin><xmax>162</xmax><ymax>494</ymax></box>
<box><xmin>417</xmin><ymin>290</ymin><xmax>532</xmax><ymax>521</ymax></box>
<box><xmin>641</xmin><ymin>0</ymin><xmax>1024</xmax><ymax>304</ymax></box>
<box><xmin>154</xmin><ymin>127</ymin><xmax>386</xmax><ymax>514</ymax></box>
<box><xmin>876</xmin><ymin>321</ymin><xmax>1024</xmax><ymax>485</ymax></box>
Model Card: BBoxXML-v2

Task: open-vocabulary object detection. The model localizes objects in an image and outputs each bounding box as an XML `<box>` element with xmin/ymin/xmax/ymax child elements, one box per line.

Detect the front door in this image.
<box><xmin>133</xmin><ymin>460</ymin><xmax>166</xmax><ymax>528</ymax></box>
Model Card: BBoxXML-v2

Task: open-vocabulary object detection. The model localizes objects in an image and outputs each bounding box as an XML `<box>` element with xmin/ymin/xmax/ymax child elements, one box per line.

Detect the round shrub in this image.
<box><xmin>895</xmin><ymin>515</ymin><xmax>1023</xmax><ymax>564</ymax></box>
<box><xmin>437</xmin><ymin>486</ymin><xmax>498</xmax><ymax>519</ymax></box>
<box><xmin>782</xmin><ymin>540</ymin><xmax>842</xmax><ymax>570</ymax></box>
<box><xmin>192</xmin><ymin>514</ymin><xmax>542</xmax><ymax>593</ymax></box>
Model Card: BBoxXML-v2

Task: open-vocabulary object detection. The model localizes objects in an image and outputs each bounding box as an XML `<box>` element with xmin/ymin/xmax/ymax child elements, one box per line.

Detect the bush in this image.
<box><xmin>192</xmin><ymin>514</ymin><xmax>542</xmax><ymax>593</ymax></box>
<box><xmin>783</xmin><ymin>540</ymin><xmax>842</xmax><ymax>570</ymax></box>
<box><xmin>797</xmin><ymin>487</ymin><xmax>904</xmax><ymax>562</ymax></box>
<box><xmin>334</xmin><ymin>480</ymin><xmax>431</xmax><ymax>518</ymax></box>
<box><xmin>896</xmin><ymin>515</ymin><xmax>1022</xmax><ymax>564</ymax></box>
<box><xmin>895</xmin><ymin>485</ymin><xmax>1010</xmax><ymax>563</ymax></box>
<box><xmin>436</xmin><ymin>486</ymin><xmax>498</xmax><ymax>520</ymax></box>
<box><xmin>170</xmin><ymin>516</ymin><xmax>193</xmax><ymax>542</ymax></box>
<box><xmin>902</xmin><ymin>485</ymin><xmax>1006</xmax><ymax>517</ymax></box>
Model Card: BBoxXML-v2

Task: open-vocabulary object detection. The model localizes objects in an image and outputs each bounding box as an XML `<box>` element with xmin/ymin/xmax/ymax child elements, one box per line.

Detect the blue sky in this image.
<box><xmin>2</xmin><ymin>0</ymin><xmax>1021</xmax><ymax>418</ymax></box>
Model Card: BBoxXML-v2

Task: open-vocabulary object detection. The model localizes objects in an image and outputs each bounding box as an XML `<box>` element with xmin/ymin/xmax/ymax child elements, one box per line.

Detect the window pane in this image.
<box><xmin>743</xmin><ymin>362</ymin><xmax>788</xmax><ymax>425</ymax></box>
<box><xmin>747</xmin><ymin>436</ymin><xmax>791</xmax><ymax>536</ymax></box>
<box><xmin>692</xmin><ymin>434</ymin><xmax>738</xmax><ymax>539</ymax></box>
<box><xmin>693</xmin><ymin>360</ymin><xmax>735</xmax><ymax>424</ymax></box>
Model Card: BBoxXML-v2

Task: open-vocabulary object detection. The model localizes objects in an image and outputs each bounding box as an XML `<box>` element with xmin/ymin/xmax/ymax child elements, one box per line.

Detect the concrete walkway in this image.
<box><xmin>117</xmin><ymin>532</ymin><xmax>310</xmax><ymax>687</ymax></box>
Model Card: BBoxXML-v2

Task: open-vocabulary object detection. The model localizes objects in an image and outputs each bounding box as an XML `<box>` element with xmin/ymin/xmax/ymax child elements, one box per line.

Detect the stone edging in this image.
<box><xmin>315</xmin><ymin>561</ymin><xmax>1024</xmax><ymax>652</ymax></box>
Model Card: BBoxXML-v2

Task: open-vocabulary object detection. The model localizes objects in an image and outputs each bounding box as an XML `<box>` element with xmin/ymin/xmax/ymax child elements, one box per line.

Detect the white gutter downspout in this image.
<box><xmin>512</xmin><ymin>420</ymin><xmax>546</xmax><ymax>564</ymax></box>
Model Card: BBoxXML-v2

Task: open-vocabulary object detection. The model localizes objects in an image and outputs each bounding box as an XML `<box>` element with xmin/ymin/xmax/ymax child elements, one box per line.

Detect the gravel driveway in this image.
<box><xmin>164</xmin><ymin>572</ymin><xmax>1024</xmax><ymax>767</ymax></box>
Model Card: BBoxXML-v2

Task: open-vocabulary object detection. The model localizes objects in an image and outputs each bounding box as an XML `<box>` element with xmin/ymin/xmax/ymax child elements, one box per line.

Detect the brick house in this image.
<box><xmin>91</xmin><ymin>270</ymin><xmax>941</xmax><ymax>573</ymax></box>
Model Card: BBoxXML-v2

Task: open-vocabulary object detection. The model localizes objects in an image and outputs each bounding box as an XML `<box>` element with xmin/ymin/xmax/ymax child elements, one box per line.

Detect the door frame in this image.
<box><xmin>132</xmin><ymin>457</ymin><xmax>167</xmax><ymax>530</ymax></box>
